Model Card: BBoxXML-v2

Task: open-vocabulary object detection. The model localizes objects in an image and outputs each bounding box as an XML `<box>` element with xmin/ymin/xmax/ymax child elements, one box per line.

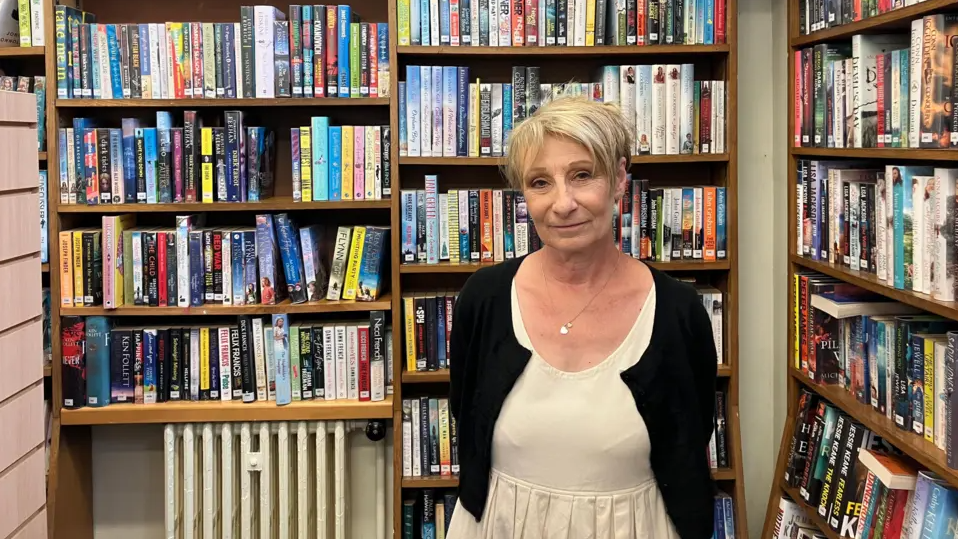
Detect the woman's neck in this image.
<box><xmin>538</xmin><ymin>241</ymin><xmax>623</xmax><ymax>287</ymax></box>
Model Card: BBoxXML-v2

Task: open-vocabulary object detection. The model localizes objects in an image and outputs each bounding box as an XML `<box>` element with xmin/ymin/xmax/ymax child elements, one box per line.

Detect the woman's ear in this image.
<box><xmin>614</xmin><ymin>156</ymin><xmax>628</xmax><ymax>200</ymax></box>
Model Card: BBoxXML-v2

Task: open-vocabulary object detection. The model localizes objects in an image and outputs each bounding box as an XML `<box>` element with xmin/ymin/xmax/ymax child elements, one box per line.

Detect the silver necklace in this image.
<box><xmin>540</xmin><ymin>254</ymin><xmax>622</xmax><ymax>335</ymax></box>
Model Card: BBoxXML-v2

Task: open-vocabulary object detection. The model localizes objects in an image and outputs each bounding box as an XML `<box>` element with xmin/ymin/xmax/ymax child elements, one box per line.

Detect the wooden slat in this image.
<box><xmin>399</xmin><ymin>154</ymin><xmax>730</xmax><ymax>166</ymax></box>
<box><xmin>399</xmin><ymin>260</ymin><xmax>731</xmax><ymax>273</ymax></box>
<box><xmin>790</xmin><ymin>0</ymin><xmax>958</xmax><ymax>47</ymax></box>
<box><xmin>397</xmin><ymin>44</ymin><xmax>731</xmax><ymax>56</ymax></box>
<box><xmin>57</xmin><ymin>198</ymin><xmax>391</xmax><ymax>213</ymax></box>
<box><xmin>0</xmin><ymin>447</ymin><xmax>46</xmax><ymax>538</ymax></box>
<box><xmin>791</xmin><ymin>254</ymin><xmax>958</xmax><ymax>321</ymax></box>
<box><xmin>60</xmin><ymin>294</ymin><xmax>391</xmax><ymax>316</ymax></box>
<box><xmin>400</xmin><ymin>476</ymin><xmax>460</xmax><ymax>488</ymax></box>
<box><xmin>0</xmin><ymin>384</ymin><xmax>44</xmax><ymax>474</ymax></box>
<box><xmin>791</xmin><ymin>146</ymin><xmax>958</xmax><ymax>161</ymax></box>
<box><xmin>56</xmin><ymin>97</ymin><xmax>390</xmax><ymax>108</ymax></box>
<box><xmin>60</xmin><ymin>396</ymin><xmax>394</xmax><ymax>425</ymax></box>
<box><xmin>0</xmin><ymin>47</ymin><xmax>45</xmax><ymax>58</ymax></box>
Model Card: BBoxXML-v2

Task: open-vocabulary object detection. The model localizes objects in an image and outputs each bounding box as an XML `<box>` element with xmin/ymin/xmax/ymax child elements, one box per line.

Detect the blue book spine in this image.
<box><xmin>246</xmin><ymin>127</ymin><xmax>260</xmax><ymax>202</ymax></box>
<box><xmin>503</xmin><ymin>83</ymin><xmax>513</xmax><ymax>150</ymax></box>
<box><xmin>406</xmin><ymin>65</ymin><xmax>421</xmax><ymax>156</ymax></box>
<box><xmin>138</xmin><ymin>24</ymin><xmax>150</xmax><ymax>93</ymax></box>
<box><xmin>877</xmin><ymin>321</ymin><xmax>887</xmax><ymax>413</ymax></box>
<box><xmin>72</xmin><ymin>118</ymin><xmax>89</xmax><ymax>202</ymax></box>
<box><xmin>302</xmin><ymin>6</ymin><xmax>313</xmax><ymax>97</ymax></box>
<box><xmin>894</xmin><ymin>171</ymin><xmax>905</xmax><ymax>289</ymax></box>
<box><xmin>457</xmin><ymin>67</ymin><xmax>469</xmax><ymax>156</ymax></box>
<box><xmin>299</xmin><ymin>226</ymin><xmax>324</xmax><ymax>301</ymax></box>
<box><xmin>39</xmin><ymin>171</ymin><xmax>48</xmax><ymax>263</ymax></box>
<box><xmin>231</xmin><ymin>231</ymin><xmax>245</xmax><ymax>305</ymax></box>
<box><xmin>85</xmin><ymin>316</ymin><xmax>112</xmax><ymax>407</ymax></box>
<box><xmin>243</xmin><ymin>230</ymin><xmax>258</xmax><ymax>304</ymax></box>
<box><xmin>144</xmin><ymin>128</ymin><xmax>157</xmax><ymax>203</ymax></box>
<box><xmin>461</xmin><ymin>191</ymin><xmax>471</xmax><ymax>260</ymax></box>
<box><xmin>861</xmin><ymin>316</ymin><xmax>871</xmax><ymax>404</ymax></box>
<box><xmin>256</xmin><ymin>214</ymin><xmax>287</xmax><ymax>304</ymax></box>
<box><xmin>329</xmin><ymin>126</ymin><xmax>342</xmax><ymax>200</ymax></box>
<box><xmin>357</xmin><ymin>227</ymin><xmax>387</xmax><ymax>300</ymax></box>
<box><xmin>425</xmin><ymin>175</ymin><xmax>439</xmax><ymax>263</ymax></box>
<box><xmin>274</xmin><ymin>214</ymin><xmax>308</xmax><ymax>304</ymax></box>
<box><xmin>922</xmin><ymin>480</ymin><xmax>958</xmax><ymax>537</ymax></box>
<box><xmin>902</xmin><ymin>168</ymin><xmax>916</xmax><ymax>290</ymax></box>
<box><xmin>189</xmin><ymin>231</ymin><xmax>205</xmax><ymax>307</ymax></box>
<box><xmin>55</xmin><ymin>7</ymin><xmax>69</xmax><ymax>98</ymax></box>
<box><xmin>378</xmin><ymin>25</ymin><xmax>389</xmax><ymax>92</ymax></box>
<box><xmin>716</xmin><ymin>187</ymin><xmax>727</xmax><ymax>258</ymax></box>
<box><xmin>398</xmin><ymin>82</ymin><xmax>407</xmax><ymax>154</ymax></box>
<box><xmin>442</xmin><ymin>66</ymin><xmax>456</xmax><ymax>154</ymax></box>
<box><xmin>90</xmin><ymin>24</ymin><xmax>101</xmax><ymax>98</ymax></box>
<box><xmin>695</xmin><ymin>0</ymin><xmax>706</xmax><ymax>44</ymax></box>
<box><xmin>69</xmin><ymin>11</ymin><xmax>81</xmax><ymax>97</ymax></box>
<box><xmin>460</xmin><ymin>0</ymin><xmax>471</xmax><ymax>43</ymax></box>
<box><xmin>704</xmin><ymin>0</ymin><xmax>714</xmax><ymax>44</ymax></box>
<box><xmin>121</xmin><ymin>118</ymin><xmax>138</xmax><ymax>203</ymax></box>
<box><xmin>272</xmin><ymin>314</ymin><xmax>292</xmax><ymax>405</ymax></box>
<box><xmin>401</xmin><ymin>190</ymin><xmax>416</xmax><ymax>262</ymax></box>
<box><xmin>721</xmin><ymin>496</ymin><xmax>734</xmax><ymax>538</ymax></box>
<box><xmin>900</xmin><ymin>50</ymin><xmax>909</xmax><ymax>148</ymax></box>
<box><xmin>338</xmin><ymin>5</ymin><xmax>351</xmax><ymax>98</ymax></box>
<box><xmin>109</xmin><ymin>129</ymin><xmax>122</xmax><ymax>203</ymax></box>
<box><xmin>420</xmin><ymin>0</ymin><xmax>431</xmax><ymax>45</ymax></box>
<box><xmin>107</xmin><ymin>24</ymin><xmax>123</xmax><ymax>99</ymax></box>
<box><xmin>713</xmin><ymin>496</ymin><xmax>725</xmax><ymax>538</ymax></box>
<box><xmin>57</xmin><ymin>129</ymin><xmax>68</xmax><ymax>202</ymax></box>
<box><xmin>143</xmin><ymin>329</ymin><xmax>156</xmax><ymax>402</ymax></box>
<box><xmin>440</xmin><ymin>0</ymin><xmax>450</xmax><ymax>44</ymax></box>
<box><xmin>911</xmin><ymin>333</ymin><xmax>926</xmax><ymax>435</ymax></box>
<box><xmin>432</xmin><ymin>66</ymin><xmax>442</xmax><ymax>153</ymax></box>
<box><xmin>312</xmin><ymin>116</ymin><xmax>329</xmax><ymax>201</ymax></box>
<box><xmin>156</xmin><ymin>113</ymin><xmax>172</xmax><ymax>203</ymax></box>
<box><xmin>410</xmin><ymin>0</ymin><xmax>421</xmax><ymax>45</ymax></box>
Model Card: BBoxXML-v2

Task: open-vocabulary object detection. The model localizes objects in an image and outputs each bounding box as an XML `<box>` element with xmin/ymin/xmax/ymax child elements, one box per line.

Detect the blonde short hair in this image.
<box><xmin>503</xmin><ymin>96</ymin><xmax>634</xmax><ymax>191</ymax></box>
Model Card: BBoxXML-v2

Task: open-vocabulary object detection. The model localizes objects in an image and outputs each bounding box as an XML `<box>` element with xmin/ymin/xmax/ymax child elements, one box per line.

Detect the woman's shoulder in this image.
<box><xmin>456</xmin><ymin>256</ymin><xmax>525</xmax><ymax>311</ymax></box>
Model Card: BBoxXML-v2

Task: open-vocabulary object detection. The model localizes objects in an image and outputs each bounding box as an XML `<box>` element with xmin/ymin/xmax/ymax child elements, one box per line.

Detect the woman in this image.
<box><xmin>447</xmin><ymin>97</ymin><xmax>718</xmax><ymax>538</ymax></box>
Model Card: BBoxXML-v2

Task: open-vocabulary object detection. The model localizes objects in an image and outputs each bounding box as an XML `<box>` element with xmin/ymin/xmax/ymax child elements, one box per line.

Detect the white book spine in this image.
<box><xmin>468</xmin><ymin>83</ymin><xmax>479</xmax><ymax>157</ymax></box>
<box><xmin>29</xmin><ymin>0</ymin><xmax>42</xmax><ymax>46</ymax></box>
<box><xmin>99</xmin><ymin>28</ymin><xmax>112</xmax><ymax>99</ymax></box>
<box><xmin>252</xmin><ymin>318</ymin><xmax>267</xmax><ymax>401</ymax></box>
<box><xmin>935</xmin><ymin>341</ymin><xmax>948</xmax><ymax>449</ymax></box>
<box><xmin>566</xmin><ymin>0</ymin><xmax>576</xmax><ymax>45</ymax></box>
<box><xmin>935</xmin><ymin>169</ymin><xmax>958</xmax><ymax>300</ymax></box>
<box><xmin>498</xmin><ymin>0</ymin><xmax>511</xmax><ymax>45</ymax></box>
<box><xmin>470</xmin><ymin>0</ymin><xmax>479</xmax><ymax>45</ymax></box>
<box><xmin>176</xmin><ymin>217</ymin><xmax>192</xmax><ymax>307</ymax></box>
<box><xmin>710</xmin><ymin>80</ymin><xmax>718</xmax><ymax>153</ymax></box>
<box><xmin>715</xmin><ymin>81</ymin><xmax>726</xmax><ymax>154</ymax></box>
<box><xmin>346</xmin><ymin>325</ymin><xmax>359</xmax><ymax>399</ymax></box>
<box><xmin>402</xmin><ymin>401</ymin><xmax>413</xmax><ymax>476</ymax></box>
<box><xmin>850</xmin><ymin>182</ymin><xmax>860</xmax><ymax>270</ymax></box>
<box><xmin>411</xmin><ymin>399</ymin><xmax>422</xmax><ymax>476</ymax></box>
<box><xmin>203</xmin><ymin>23</ymin><xmax>216</xmax><ymax>98</ymax></box>
<box><xmin>335</xmin><ymin>325</ymin><xmax>348</xmax><ymax>399</ymax></box>
<box><xmin>680</xmin><ymin>64</ymin><xmax>694</xmax><ymax>154</ymax></box>
<box><xmin>156</xmin><ymin>24</ymin><xmax>167</xmax><ymax>99</ymax></box>
<box><xmin>619</xmin><ymin>66</ymin><xmax>635</xmax><ymax>147</ymax></box>
<box><xmin>910</xmin><ymin>20</ymin><xmax>923</xmax><ymax>148</ymax></box>
<box><xmin>923</xmin><ymin>175</ymin><xmax>935</xmax><ymax>295</ymax></box>
<box><xmin>432</xmin><ymin>66</ymin><xmax>443</xmax><ymax>157</ymax></box>
<box><xmin>164</xmin><ymin>425</ymin><xmax>177</xmax><ymax>539</ymax></box>
<box><xmin>233</xmin><ymin>23</ymin><xmax>243</xmax><ymax>99</ymax></box>
<box><xmin>573</xmin><ymin>0</ymin><xmax>586</xmax><ymax>45</ymax></box>
<box><xmin>374</xmin><ymin>125</ymin><xmax>383</xmax><ymax>199</ymax></box>
<box><xmin>913</xmin><ymin>177</ymin><xmax>925</xmax><ymax>292</ymax></box>
<box><xmin>220</xmin><ymin>232</ymin><xmax>232</xmax><ymax>305</ymax></box>
<box><xmin>672</xmin><ymin>188</ymin><xmax>683</xmax><ymax>258</ymax></box>
<box><xmin>712</xmin><ymin>293</ymin><xmax>723</xmax><ymax>363</ymax></box>
<box><xmin>431</xmin><ymin>0</ymin><xmax>440</xmax><ymax>46</ymax></box>
<box><xmin>148</xmin><ymin>24</ymin><xmax>161</xmax><ymax>99</ymax></box>
<box><xmin>492</xmin><ymin>84</ymin><xmax>503</xmax><ymax>156</ymax></box>
<box><xmin>443</xmin><ymin>73</ymin><xmax>457</xmax><ymax>157</ymax></box>
<box><xmin>493</xmin><ymin>189</ymin><xmax>504</xmax><ymax>262</ymax></box>
<box><xmin>661</xmin><ymin>189</ymin><xmax>672</xmax><ymax>261</ymax></box>
<box><xmin>636</xmin><ymin>65</ymin><xmax>651</xmax><ymax>155</ymax></box>
<box><xmin>877</xmin><ymin>174</ymin><xmax>887</xmax><ymax>280</ymax></box>
<box><xmin>420</xmin><ymin>66</ymin><xmax>432</xmax><ymax>157</ymax></box>
<box><xmin>835</xmin><ymin>61</ymin><xmax>845</xmax><ymax>149</ymax></box>
<box><xmin>219</xmin><ymin>327</ymin><xmax>232</xmax><ymax>400</ymax></box>
<box><xmin>488</xmin><ymin>0</ymin><xmax>499</xmax><ymax>46</ymax></box>
<box><xmin>439</xmin><ymin>192</ymin><xmax>450</xmax><ymax>261</ymax></box>
<box><xmin>166</xmin><ymin>24</ymin><xmax>176</xmax><ymax>99</ymax></box>
<box><xmin>459</xmin><ymin>190</ymin><xmax>472</xmax><ymax>255</ymax></box>
<box><xmin>323</xmin><ymin>326</ymin><xmax>337</xmax><ymax>401</ymax></box>
<box><xmin>651</xmin><ymin>65</ymin><xmax>666</xmax><ymax>155</ymax></box>
<box><xmin>538</xmin><ymin>0</ymin><xmax>545</xmax><ymax>46</ymax></box>
<box><xmin>665</xmin><ymin>64</ymin><xmax>684</xmax><ymax>155</ymax></box>
<box><xmin>131</xmin><ymin>231</ymin><xmax>143</xmax><ymax>305</ymax></box>
<box><xmin>254</xmin><ymin>7</ymin><xmax>278</xmax><ymax>98</ymax></box>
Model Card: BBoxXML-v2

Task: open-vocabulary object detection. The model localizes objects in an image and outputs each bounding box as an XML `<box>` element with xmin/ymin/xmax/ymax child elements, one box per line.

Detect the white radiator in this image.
<box><xmin>164</xmin><ymin>420</ymin><xmax>387</xmax><ymax>539</ymax></box>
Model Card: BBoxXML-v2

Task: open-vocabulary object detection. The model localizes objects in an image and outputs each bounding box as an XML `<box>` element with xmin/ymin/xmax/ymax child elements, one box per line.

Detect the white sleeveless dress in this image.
<box><xmin>446</xmin><ymin>280</ymin><xmax>679</xmax><ymax>539</ymax></box>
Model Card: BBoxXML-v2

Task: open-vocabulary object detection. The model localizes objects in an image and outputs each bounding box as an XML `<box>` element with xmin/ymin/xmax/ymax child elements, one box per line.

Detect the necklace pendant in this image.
<box><xmin>559</xmin><ymin>324</ymin><xmax>570</xmax><ymax>335</ymax></box>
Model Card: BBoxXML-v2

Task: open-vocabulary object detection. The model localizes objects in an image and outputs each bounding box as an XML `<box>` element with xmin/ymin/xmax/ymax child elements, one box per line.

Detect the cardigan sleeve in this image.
<box><xmin>687</xmin><ymin>295</ymin><xmax>718</xmax><ymax>449</ymax></box>
<box><xmin>449</xmin><ymin>275</ymin><xmax>478</xmax><ymax>423</ymax></box>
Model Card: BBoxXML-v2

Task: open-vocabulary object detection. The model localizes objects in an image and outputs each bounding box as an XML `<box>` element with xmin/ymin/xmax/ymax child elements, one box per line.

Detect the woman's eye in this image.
<box><xmin>530</xmin><ymin>178</ymin><xmax>548</xmax><ymax>188</ymax></box>
<box><xmin>574</xmin><ymin>171</ymin><xmax>592</xmax><ymax>180</ymax></box>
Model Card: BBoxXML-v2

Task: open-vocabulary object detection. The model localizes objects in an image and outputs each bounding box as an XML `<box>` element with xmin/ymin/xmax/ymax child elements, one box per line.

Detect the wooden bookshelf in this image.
<box><xmin>401</xmin><ymin>476</ymin><xmax>460</xmax><ymax>488</ymax></box>
<box><xmin>55</xmin><ymin>97</ymin><xmax>391</xmax><ymax>108</ymax></box>
<box><xmin>389</xmin><ymin>1</ymin><xmax>745</xmax><ymax>537</ymax></box>
<box><xmin>59</xmin><ymin>295</ymin><xmax>391</xmax><ymax>316</ymax></box>
<box><xmin>0</xmin><ymin>46</ymin><xmax>44</xmax><ymax>57</ymax></box>
<box><xmin>763</xmin><ymin>2</ymin><xmax>958</xmax><ymax>537</ymax></box>
<box><xmin>58</xmin><ymin>199</ymin><xmax>391</xmax><ymax>213</ymax></box>
<box><xmin>60</xmin><ymin>397</ymin><xmax>394</xmax><ymax>425</ymax></box>
<box><xmin>38</xmin><ymin>151</ymin><xmax>47</xmax><ymax>160</ymax></box>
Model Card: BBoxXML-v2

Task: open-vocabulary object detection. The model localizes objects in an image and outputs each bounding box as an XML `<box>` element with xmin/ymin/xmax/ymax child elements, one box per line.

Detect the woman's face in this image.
<box><xmin>521</xmin><ymin>135</ymin><xmax>625</xmax><ymax>254</ymax></box>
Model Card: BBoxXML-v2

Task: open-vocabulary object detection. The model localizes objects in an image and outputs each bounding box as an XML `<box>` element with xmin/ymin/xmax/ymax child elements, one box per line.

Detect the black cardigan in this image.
<box><xmin>449</xmin><ymin>255</ymin><xmax>718</xmax><ymax>539</ymax></box>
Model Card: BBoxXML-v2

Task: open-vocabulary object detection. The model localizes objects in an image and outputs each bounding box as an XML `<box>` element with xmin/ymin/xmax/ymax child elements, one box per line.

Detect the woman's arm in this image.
<box><xmin>687</xmin><ymin>297</ymin><xmax>719</xmax><ymax>449</ymax></box>
<box><xmin>449</xmin><ymin>278</ymin><xmax>477</xmax><ymax>423</ymax></box>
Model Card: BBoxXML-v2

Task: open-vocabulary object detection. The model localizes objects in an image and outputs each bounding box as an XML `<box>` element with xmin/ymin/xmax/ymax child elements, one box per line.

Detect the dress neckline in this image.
<box><xmin>510</xmin><ymin>277</ymin><xmax>656</xmax><ymax>379</ymax></box>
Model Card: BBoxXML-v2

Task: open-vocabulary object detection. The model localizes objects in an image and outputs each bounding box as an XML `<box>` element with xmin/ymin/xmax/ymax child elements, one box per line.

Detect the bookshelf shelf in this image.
<box><xmin>399</xmin><ymin>259</ymin><xmax>730</xmax><ymax>273</ymax></box>
<box><xmin>401</xmin><ymin>476</ymin><xmax>459</xmax><ymax>488</ymax></box>
<box><xmin>41</xmin><ymin>263</ymin><xmax>48</xmax><ymax>272</ymax></box>
<box><xmin>55</xmin><ymin>97</ymin><xmax>391</xmax><ymax>108</ymax></box>
<box><xmin>0</xmin><ymin>46</ymin><xmax>44</xmax><ymax>57</ymax></box>
<box><xmin>57</xmin><ymin>199</ymin><xmax>391</xmax><ymax>213</ymax></box>
<box><xmin>790</xmin><ymin>255</ymin><xmax>958</xmax><ymax>322</ymax></box>
<box><xmin>789</xmin><ymin>369</ymin><xmax>958</xmax><ymax>488</ymax></box>
<box><xmin>59</xmin><ymin>295</ymin><xmax>391</xmax><ymax>316</ymax></box>
<box><xmin>400</xmin><ymin>153</ymin><xmax>730</xmax><ymax>166</ymax></box>
<box><xmin>402</xmin><ymin>369</ymin><xmax>450</xmax><ymax>383</ymax></box>
<box><xmin>717</xmin><ymin>365</ymin><xmax>733</xmax><ymax>377</ymax></box>
<box><xmin>780</xmin><ymin>483</ymin><xmax>841</xmax><ymax>539</ymax></box>
<box><xmin>790</xmin><ymin>146</ymin><xmax>958</xmax><ymax>161</ymax></box>
<box><xmin>59</xmin><ymin>396</ymin><xmax>394</xmax><ymax>425</ymax></box>
<box><xmin>44</xmin><ymin>365</ymin><xmax>51</xmax><ymax>377</ymax></box>
<box><xmin>712</xmin><ymin>468</ymin><xmax>737</xmax><ymax>481</ymax></box>
<box><xmin>789</xmin><ymin>0</ymin><xmax>958</xmax><ymax>47</ymax></box>
<box><xmin>397</xmin><ymin>44</ymin><xmax>731</xmax><ymax>56</ymax></box>
<box><xmin>38</xmin><ymin>152</ymin><xmax>47</xmax><ymax>161</ymax></box>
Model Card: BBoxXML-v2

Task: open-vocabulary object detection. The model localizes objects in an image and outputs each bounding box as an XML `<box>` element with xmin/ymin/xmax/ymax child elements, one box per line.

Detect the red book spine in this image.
<box><xmin>158</xmin><ymin>232</ymin><xmax>168</xmax><ymax>306</ymax></box>
<box><xmin>877</xmin><ymin>54</ymin><xmax>885</xmax><ymax>148</ymax></box>
<box><xmin>369</xmin><ymin>23</ymin><xmax>378</xmax><ymax>98</ymax></box>
<box><xmin>450</xmin><ymin>0</ymin><xmax>460</xmax><ymax>46</ymax></box>
<box><xmin>326</xmin><ymin>8</ymin><xmax>338</xmax><ymax>97</ymax></box>
<box><xmin>715</xmin><ymin>0</ymin><xmax>726</xmax><ymax>44</ymax></box>
<box><xmin>795</xmin><ymin>51</ymin><xmax>803</xmax><ymax>147</ymax></box>
<box><xmin>636</xmin><ymin>0</ymin><xmax>646</xmax><ymax>46</ymax></box>
<box><xmin>191</xmin><ymin>23</ymin><xmax>203</xmax><ymax>98</ymax></box>
<box><xmin>358</xmin><ymin>325</ymin><xmax>371</xmax><ymax>401</ymax></box>
<box><xmin>173</xmin><ymin>129</ymin><xmax>184</xmax><ymax>201</ymax></box>
<box><xmin>314</xmin><ymin>7</ymin><xmax>326</xmax><ymax>97</ymax></box>
<box><xmin>513</xmin><ymin>0</ymin><xmax>525</xmax><ymax>45</ymax></box>
<box><xmin>524</xmin><ymin>0</ymin><xmax>537</xmax><ymax>46</ymax></box>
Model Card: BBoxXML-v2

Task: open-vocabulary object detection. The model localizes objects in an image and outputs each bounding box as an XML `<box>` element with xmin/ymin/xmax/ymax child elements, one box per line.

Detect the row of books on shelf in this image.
<box><xmin>782</xmin><ymin>389</ymin><xmax>958</xmax><ymax>538</ymax></box>
<box><xmin>54</xmin><ymin>5</ymin><xmax>390</xmax><ymax>100</ymax></box>
<box><xmin>401</xmin><ymin>396</ymin><xmax>458</xmax><ymax>478</ymax></box>
<box><xmin>57</xmin><ymin>216</ymin><xmax>387</xmax><ymax>309</ymax></box>
<box><xmin>402</xmin><ymin>489</ymin><xmax>456</xmax><ymax>539</ymax></box>
<box><xmin>794</xmin><ymin>15</ymin><xmax>957</xmax><ymax>150</ymax></box>
<box><xmin>798</xmin><ymin>0</ymin><xmax>931</xmax><ymax>37</ymax></box>
<box><xmin>60</xmin><ymin>311</ymin><xmax>392</xmax><ymax>409</ymax></box>
<box><xmin>794</xmin><ymin>274</ymin><xmax>958</xmax><ymax>462</ymax></box>
<box><xmin>5</xmin><ymin>0</ymin><xmax>44</xmax><ymax>47</ymax></box>
<box><xmin>796</xmin><ymin>161</ymin><xmax>958</xmax><ymax>301</ymax></box>
<box><xmin>0</xmin><ymin>72</ymin><xmax>45</xmax><ymax>150</ymax></box>
<box><xmin>399</xmin><ymin>64</ymin><xmax>727</xmax><ymax>158</ymax></box>
<box><xmin>58</xmin><ymin>112</ymin><xmax>392</xmax><ymax>206</ymax></box>
<box><xmin>395</xmin><ymin>0</ymin><xmax>726</xmax><ymax>48</ymax></box>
